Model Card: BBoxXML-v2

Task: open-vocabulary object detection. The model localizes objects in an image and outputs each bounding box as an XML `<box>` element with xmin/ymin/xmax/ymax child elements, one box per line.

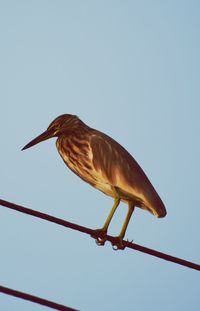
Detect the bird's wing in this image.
<box><xmin>90</xmin><ymin>131</ymin><xmax>148</xmax><ymax>190</ymax></box>
<box><xmin>90</xmin><ymin>131</ymin><xmax>166</xmax><ymax>217</ymax></box>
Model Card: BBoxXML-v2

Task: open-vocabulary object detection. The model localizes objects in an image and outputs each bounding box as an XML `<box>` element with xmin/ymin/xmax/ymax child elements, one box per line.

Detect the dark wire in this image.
<box><xmin>0</xmin><ymin>285</ymin><xmax>77</xmax><ymax>311</ymax></box>
<box><xmin>0</xmin><ymin>198</ymin><xmax>199</xmax><ymax>271</ymax></box>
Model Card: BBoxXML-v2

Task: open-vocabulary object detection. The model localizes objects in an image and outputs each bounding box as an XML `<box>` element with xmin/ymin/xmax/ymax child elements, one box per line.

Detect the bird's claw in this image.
<box><xmin>95</xmin><ymin>237</ymin><xmax>106</xmax><ymax>246</ymax></box>
<box><xmin>111</xmin><ymin>236</ymin><xmax>126</xmax><ymax>251</ymax></box>
<box><xmin>91</xmin><ymin>229</ymin><xmax>130</xmax><ymax>250</ymax></box>
<box><xmin>127</xmin><ymin>238</ymin><xmax>134</xmax><ymax>244</ymax></box>
<box><xmin>91</xmin><ymin>229</ymin><xmax>107</xmax><ymax>246</ymax></box>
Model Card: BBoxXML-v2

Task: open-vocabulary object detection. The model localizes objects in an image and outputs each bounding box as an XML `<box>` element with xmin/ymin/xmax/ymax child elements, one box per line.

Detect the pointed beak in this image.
<box><xmin>22</xmin><ymin>128</ymin><xmax>55</xmax><ymax>151</ymax></box>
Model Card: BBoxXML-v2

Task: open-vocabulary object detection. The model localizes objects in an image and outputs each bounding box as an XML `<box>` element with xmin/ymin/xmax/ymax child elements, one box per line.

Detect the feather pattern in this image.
<box><xmin>56</xmin><ymin>122</ymin><xmax>166</xmax><ymax>218</ymax></box>
<box><xmin>22</xmin><ymin>114</ymin><xmax>167</xmax><ymax>243</ymax></box>
<box><xmin>89</xmin><ymin>131</ymin><xmax>166</xmax><ymax>217</ymax></box>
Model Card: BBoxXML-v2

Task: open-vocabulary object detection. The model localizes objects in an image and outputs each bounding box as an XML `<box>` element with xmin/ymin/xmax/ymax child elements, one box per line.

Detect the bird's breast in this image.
<box><xmin>56</xmin><ymin>137</ymin><xmax>114</xmax><ymax>196</ymax></box>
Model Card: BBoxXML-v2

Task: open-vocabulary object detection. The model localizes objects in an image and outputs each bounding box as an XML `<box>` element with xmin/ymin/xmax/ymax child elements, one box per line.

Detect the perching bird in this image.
<box><xmin>22</xmin><ymin>114</ymin><xmax>166</xmax><ymax>249</ymax></box>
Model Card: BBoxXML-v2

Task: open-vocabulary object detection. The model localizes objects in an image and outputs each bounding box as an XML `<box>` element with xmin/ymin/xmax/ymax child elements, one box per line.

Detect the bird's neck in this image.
<box><xmin>58</xmin><ymin>122</ymin><xmax>92</xmax><ymax>140</ymax></box>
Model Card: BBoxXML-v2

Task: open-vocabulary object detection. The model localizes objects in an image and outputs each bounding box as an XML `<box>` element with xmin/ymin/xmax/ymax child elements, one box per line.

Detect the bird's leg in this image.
<box><xmin>112</xmin><ymin>202</ymin><xmax>135</xmax><ymax>250</ymax></box>
<box><xmin>102</xmin><ymin>198</ymin><xmax>120</xmax><ymax>232</ymax></box>
<box><xmin>94</xmin><ymin>194</ymin><xmax>120</xmax><ymax>246</ymax></box>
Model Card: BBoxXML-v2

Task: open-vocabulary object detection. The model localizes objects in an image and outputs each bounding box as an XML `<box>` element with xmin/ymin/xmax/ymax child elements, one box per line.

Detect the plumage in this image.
<box><xmin>22</xmin><ymin>114</ymin><xmax>166</xmax><ymax>249</ymax></box>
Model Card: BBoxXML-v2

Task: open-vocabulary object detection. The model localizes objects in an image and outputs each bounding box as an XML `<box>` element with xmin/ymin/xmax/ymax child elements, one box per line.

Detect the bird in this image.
<box><xmin>22</xmin><ymin>114</ymin><xmax>166</xmax><ymax>249</ymax></box>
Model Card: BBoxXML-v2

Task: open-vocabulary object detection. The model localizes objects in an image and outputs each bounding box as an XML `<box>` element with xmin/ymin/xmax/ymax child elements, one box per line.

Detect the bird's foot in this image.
<box><xmin>126</xmin><ymin>238</ymin><xmax>134</xmax><ymax>244</ymax></box>
<box><xmin>91</xmin><ymin>229</ymin><xmax>107</xmax><ymax>246</ymax></box>
<box><xmin>111</xmin><ymin>236</ymin><xmax>126</xmax><ymax>250</ymax></box>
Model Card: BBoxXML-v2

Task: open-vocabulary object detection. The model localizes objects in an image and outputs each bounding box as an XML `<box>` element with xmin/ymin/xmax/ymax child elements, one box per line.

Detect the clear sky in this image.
<box><xmin>0</xmin><ymin>1</ymin><xmax>200</xmax><ymax>310</ymax></box>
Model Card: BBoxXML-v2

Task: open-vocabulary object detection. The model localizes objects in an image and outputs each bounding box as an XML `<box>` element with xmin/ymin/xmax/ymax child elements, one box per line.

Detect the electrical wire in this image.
<box><xmin>0</xmin><ymin>198</ymin><xmax>199</xmax><ymax>271</ymax></box>
<box><xmin>0</xmin><ymin>285</ymin><xmax>77</xmax><ymax>311</ymax></box>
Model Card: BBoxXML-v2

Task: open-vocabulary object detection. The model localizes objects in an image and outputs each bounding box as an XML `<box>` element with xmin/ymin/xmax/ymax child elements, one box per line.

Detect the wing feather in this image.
<box><xmin>90</xmin><ymin>131</ymin><xmax>166</xmax><ymax>217</ymax></box>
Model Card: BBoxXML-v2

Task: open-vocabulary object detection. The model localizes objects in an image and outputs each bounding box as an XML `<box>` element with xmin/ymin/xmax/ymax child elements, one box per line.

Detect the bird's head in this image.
<box><xmin>22</xmin><ymin>114</ymin><xmax>82</xmax><ymax>150</ymax></box>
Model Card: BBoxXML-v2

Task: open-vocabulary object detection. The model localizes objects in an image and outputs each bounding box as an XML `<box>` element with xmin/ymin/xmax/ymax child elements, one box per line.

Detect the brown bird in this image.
<box><xmin>22</xmin><ymin>114</ymin><xmax>166</xmax><ymax>249</ymax></box>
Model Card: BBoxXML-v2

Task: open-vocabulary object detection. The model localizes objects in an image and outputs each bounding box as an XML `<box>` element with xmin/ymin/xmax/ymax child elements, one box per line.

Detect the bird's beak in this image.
<box><xmin>22</xmin><ymin>128</ymin><xmax>55</xmax><ymax>151</ymax></box>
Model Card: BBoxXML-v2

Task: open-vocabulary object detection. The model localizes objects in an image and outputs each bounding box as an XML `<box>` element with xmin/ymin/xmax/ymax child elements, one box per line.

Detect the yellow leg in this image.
<box><xmin>118</xmin><ymin>202</ymin><xmax>135</xmax><ymax>240</ymax></box>
<box><xmin>101</xmin><ymin>197</ymin><xmax>120</xmax><ymax>232</ymax></box>
<box><xmin>112</xmin><ymin>202</ymin><xmax>135</xmax><ymax>250</ymax></box>
<box><xmin>94</xmin><ymin>193</ymin><xmax>120</xmax><ymax>246</ymax></box>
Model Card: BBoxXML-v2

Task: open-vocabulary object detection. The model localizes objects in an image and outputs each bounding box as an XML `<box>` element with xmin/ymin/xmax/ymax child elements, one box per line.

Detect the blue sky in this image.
<box><xmin>0</xmin><ymin>1</ymin><xmax>200</xmax><ymax>310</ymax></box>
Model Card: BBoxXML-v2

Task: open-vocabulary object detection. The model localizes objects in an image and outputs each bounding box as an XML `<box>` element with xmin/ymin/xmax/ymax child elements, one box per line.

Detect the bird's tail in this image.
<box><xmin>142</xmin><ymin>186</ymin><xmax>167</xmax><ymax>218</ymax></box>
